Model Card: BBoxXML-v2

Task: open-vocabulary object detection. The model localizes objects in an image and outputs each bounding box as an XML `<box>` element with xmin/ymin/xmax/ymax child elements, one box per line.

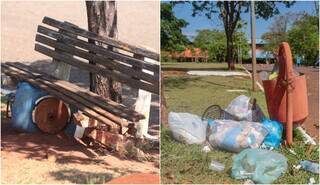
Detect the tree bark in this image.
<box><xmin>226</xmin><ymin>32</ymin><xmax>235</xmax><ymax>70</ymax></box>
<box><xmin>86</xmin><ymin>1</ymin><xmax>122</xmax><ymax>102</ymax></box>
<box><xmin>220</xmin><ymin>1</ymin><xmax>237</xmax><ymax>70</ymax></box>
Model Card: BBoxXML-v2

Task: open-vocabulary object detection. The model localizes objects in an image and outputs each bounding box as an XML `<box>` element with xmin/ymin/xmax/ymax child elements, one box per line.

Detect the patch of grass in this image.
<box><xmin>161</xmin><ymin>128</ymin><xmax>241</xmax><ymax>184</ymax></box>
<box><xmin>274</xmin><ymin>142</ymin><xmax>319</xmax><ymax>184</ymax></box>
<box><xmin>164</xmin><ymin>75</ymin><xmax>268</xmax><ymax>117</ymax></box>
<box><xmin>161</xmin><ymin>62</ymin><xmax>243</xmax><ymax>71</ymax></box>
<box><xmin>161</xmin><ymin>75</ymin><xmax>319</xmax><ymax>184</ymax></box>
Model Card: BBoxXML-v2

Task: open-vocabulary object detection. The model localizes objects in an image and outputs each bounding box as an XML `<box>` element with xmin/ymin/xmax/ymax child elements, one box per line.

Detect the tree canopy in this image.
<box><xmin>287</xmin><ymin>15</ymin><xmax>319</xmax><ymax>65</ymax></box>
<box><xmin>161</xmin><ymin>2</ymin><xmax>189</xmax><ymax>52</ymax></box>
<box><xmin>261</xmin><ymin>12</ymin><xmax>319</xmax><ymax>66</ymax></box>
<box><xmin>191</xmin><ymin>1</ymin><xmax>295</xmax><ymax>69</ymax></box>
<box><xmin>261</xmin><ymin>12</ymin><xmax>303</xmax><ymax>54</ymax></box>
<box><xmin>193</xmin><ymin>29</ymin><xmax>249</xmax><ymax>63</ymax></box>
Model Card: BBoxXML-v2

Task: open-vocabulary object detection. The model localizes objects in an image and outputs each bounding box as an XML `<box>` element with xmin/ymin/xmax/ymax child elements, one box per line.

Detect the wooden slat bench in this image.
<box><xmin>1</xmin><ymin>16</ymin><xmax>160</xmax><ymax>148</ymax></box>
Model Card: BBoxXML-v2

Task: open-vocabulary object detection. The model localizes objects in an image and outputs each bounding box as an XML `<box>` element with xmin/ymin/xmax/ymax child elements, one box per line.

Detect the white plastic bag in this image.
<box><xmin>225</xmin><ymin>95</ymin><xmax>265</xmax><ymax>122</ymax></box>
<box><xmin>168</xmin><ymin>112</ymin><xmax>207</xmax><ymax>144</ymax></box>
<box><xmin>208</xmin><ymin>120</ymin><xmax>269</xmax><ymax>152</ymax></box>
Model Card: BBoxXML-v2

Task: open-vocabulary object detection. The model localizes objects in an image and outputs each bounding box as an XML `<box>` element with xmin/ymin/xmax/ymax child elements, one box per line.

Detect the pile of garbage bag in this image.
<box><xmin>168</xmin><ymin>112</ymin><xmax>207</xmax><ymax>144</ymax></box>
<box><xmin>168</xmin><ymin>95</ymin><xmax>283</xmax><ymax>152</ymax></box>
<box><xmin>208</xmin><ymin>120</ymin><xmax>268</xmax><ymax>152</ymax></box>
<box><xmin>225</xmin><ymin>95</ymin><xmax>265</xmax><ymax>122</ymax></box>
<box><xmin>168</xmin><ymin>95</ymin><xmax>289</xmax><ymax>183</ymax></box>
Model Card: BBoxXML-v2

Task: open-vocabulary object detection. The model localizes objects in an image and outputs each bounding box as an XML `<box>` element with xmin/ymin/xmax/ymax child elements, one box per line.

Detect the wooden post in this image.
<box><xmin>250</xmin><ymin>1</ymin><xmax>257</xmax><ymax>91</ymax></box>
<box><xmin>52</xmin><ymin>22</ymin><xmax>76</xmax><ymax>80</ymax></box>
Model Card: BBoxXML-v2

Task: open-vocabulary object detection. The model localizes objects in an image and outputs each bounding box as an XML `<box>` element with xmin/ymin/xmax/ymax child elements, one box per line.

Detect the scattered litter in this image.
<box><xmin>187</xmin><ymin>70</ymin><xmax>249</xmax><ymax>76</ymax></box>
<box><xmin>300</xmin><ymin>160</ymin><xmax>319</xmax><ymax>174</ymax></box>
<box><xmin>261</xmin><ymin>119</ymin><xmax>283</xmax><ymax>149</ymax></box>
<box><xmin>209</xmin><ymin>160</ymin><xmax>225</xmax><ymax>172</ymax></box>
<box><xmin>168</xmin><ymin>112</ymin><xmax>207</xmax><ymax>144</ymax></box>
<box><xmin>260</xmin><ymin>143</ymin><xmax>274</xmax><ymax>150</ymax></box>
<box><xmin>232</xmin><ymin>148</ymin><xmax>288</xmax><ymax>184</ymax></box>
<box><xmin>288</xmin><ymin>148</ymin><xmax>297</xmax><ymax>155</ymax></box>
<box><xmin>293</xmin><ymin>164</ymin><xmax>302</xmax><ymax>170</ymax></box>
<box><xmin>259</xmin><ymin>71</ymin><xmax>269</xmax><ymax>81</ymax></box>
<box><xmin>202</xmin><ymin>145</ymin><xmax>211</xmax><ymax>153</ymax></box>
<box><xmin>208</xmin><ymin>120</ymin><xmax>268</xmax><ymax>153</ymax></box>
<box><xmin>296</xmin><ymin>126</ymin><xmax>317</xmax><ymax>145</ymax></box>
<box><xmin>225</xmin><ymin>95</ymin><xmax>265</xmax><ymax>122</ymax></box>
<box><xmin>308</xmin><ymin>177</ymin><xmax>316</xmax><ymax>185</ymax></box>
<box><xmin>243</xmin><ymin>179</ymin><xmax>255</xmax><ymax>184</ymax></box>
<box><xmin>268</xmin><ymin>72</ymin><xmax>278</xmax><ymax>80</ymax></box>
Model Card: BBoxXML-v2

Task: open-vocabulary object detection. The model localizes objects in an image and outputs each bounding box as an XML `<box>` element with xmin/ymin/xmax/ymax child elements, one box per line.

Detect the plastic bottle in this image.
<box><xmin>300</xmin><ymin>160</ymin><xmax>319</xmax><ymax>174</ymax></box>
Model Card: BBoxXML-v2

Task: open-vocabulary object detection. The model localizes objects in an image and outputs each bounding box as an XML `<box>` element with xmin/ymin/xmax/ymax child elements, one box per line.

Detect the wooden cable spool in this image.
<box><xmin>32</xmin><ymin>96</ymin><xmax>70</xmax><ymax>134</ymax></box>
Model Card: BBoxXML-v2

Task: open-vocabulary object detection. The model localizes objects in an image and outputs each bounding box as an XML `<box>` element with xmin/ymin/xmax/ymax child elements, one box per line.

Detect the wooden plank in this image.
<box><xmin>9</xmin><ymin>62</ymin><xmax>144</xmax><ymax>121</ymax></box>
<box><xmin>1</xmin><ymin>64</ymin><xmax>121</xmax><ymax>132</ymax></box>
<box><xmin>52</xmin><ymin>22</ymin><xmax>77</xmax><ymax>80</ymax></box>
<box><xmin>42</xmin><ymin>16</ymin><xmax>160</xmax><ymax>61</ymax></box>
<box><xmin>4</xmin><ymin>63</ymin><xmax>132</xmax><ymax>126</ymax></box>
<box><xmin>35</xmin><ymin>34</ymin><xmax>158</xmax><ymax>85</ymax></box>
<box><xmin>37</xmin><ymin>25</ymin><xmax>159</xmax><ymax>74</ymax></box>
<box><xmin>34</xmin><ymin>44</ymin><xmax>159</xmax><ymax>94</ymax></box>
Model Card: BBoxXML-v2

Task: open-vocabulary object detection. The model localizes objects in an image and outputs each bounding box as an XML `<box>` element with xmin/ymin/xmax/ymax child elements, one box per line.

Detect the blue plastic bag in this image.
<box><xmin>11</xmin><ymin>82</ymin><xmax>47</xmax><ymax>132</ymax></box>
<box><xmin>232</xmin><ymin>148</ymin><xmax>288</xmax><ymax>184</ymax></box>
<box><xmin>208</xmin><ymin>120</ymin><xmax>269</xmax><ymax>152</ymax></box>
<box><xmin>261</xmin><ymin>119</ymin><xmax>283</xmax><ymax>148</ymax></box>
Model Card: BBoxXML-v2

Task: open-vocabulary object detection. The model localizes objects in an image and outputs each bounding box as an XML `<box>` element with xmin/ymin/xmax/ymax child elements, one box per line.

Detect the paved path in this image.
<box><xmin>187</xmin><ymin>70</ymin><xmax>249</xmax><ymax>76</ymax></box>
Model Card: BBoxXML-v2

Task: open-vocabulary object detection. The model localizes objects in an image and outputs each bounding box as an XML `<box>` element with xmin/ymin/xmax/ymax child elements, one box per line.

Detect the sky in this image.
<box><xmin>172</xmin><ymin>1</ymin><xmax>318</xmax><ymax>41</ymax></box>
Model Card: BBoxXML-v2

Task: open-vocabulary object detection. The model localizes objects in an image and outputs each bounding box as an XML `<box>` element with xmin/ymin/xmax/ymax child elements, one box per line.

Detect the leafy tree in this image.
<box><xmin>262</xmin><ymin>12</ymin><xmax>304</xmax><ymax>54</ymax></box>
<box><xmin>288</xmin><ymin>15</ymin><xmax>319</xmax><ymax>65</ymax></box>
<box><xmin>193</xmin><ymin>29</ymin><xmax>249</xmax><ymax>63</ymax></box>
<box><xmin>191</xmin><ymin>1</ymin><xmax>295</xmax><ymax>70</ymax></box>
<box><xmin>161</xmin><ymin>2</ymin><xmax>189</xmax><ymax>51</ymax></box>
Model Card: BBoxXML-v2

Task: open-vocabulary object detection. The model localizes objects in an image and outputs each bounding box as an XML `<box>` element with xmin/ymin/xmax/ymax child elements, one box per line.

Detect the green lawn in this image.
<box><xmin>161</xmin><ymin>75</ymin><xmax>319</xmax><ymax>184</ymax></box>
<box><xmin>161</xmin><ymin>62</ymin><xmax>243</xmax><ymax>71</ymax></box>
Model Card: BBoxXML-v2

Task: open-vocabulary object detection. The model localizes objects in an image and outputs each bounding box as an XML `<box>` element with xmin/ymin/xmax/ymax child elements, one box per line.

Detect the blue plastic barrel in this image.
<box><xmin>11</xmin><ymin>82</ymin><xmax>47</xmax><ymax>132</ymax></box>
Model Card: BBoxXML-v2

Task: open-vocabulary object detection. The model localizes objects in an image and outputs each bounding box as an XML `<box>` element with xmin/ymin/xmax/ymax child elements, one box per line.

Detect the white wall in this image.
<box><xmin>1</xmin><ymin>1</ymin><xmax>159</xmax><ymax>62</ymax></box>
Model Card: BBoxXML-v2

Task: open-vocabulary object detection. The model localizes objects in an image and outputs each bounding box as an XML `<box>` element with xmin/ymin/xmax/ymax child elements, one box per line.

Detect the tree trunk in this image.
<box><xmin>226</xmin><ymin>32</ymin><xmax>235</xmax><ymax>70</ymax></box>
<box><xmin>86</xmin><ymin>1</ymin><xmax>122</xmax><ymax>102</ymax></box>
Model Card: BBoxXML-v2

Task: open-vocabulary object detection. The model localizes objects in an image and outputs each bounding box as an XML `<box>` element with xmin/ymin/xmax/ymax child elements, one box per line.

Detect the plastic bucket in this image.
<box><xmin>262</xmin><ymin>43</ymin><xmax>308</xmax><ymax>125</ymax></box>
<box><xmin>263</xmin><ymin>76</ymin><xmax>308</xmax><ymax>124</ymax></box>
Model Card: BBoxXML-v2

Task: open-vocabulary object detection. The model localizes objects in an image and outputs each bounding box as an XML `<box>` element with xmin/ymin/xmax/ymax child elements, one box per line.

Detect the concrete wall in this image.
<box><xmin>1</xmin><ymin>1</ymin><xmax>159</xmax><ymax>62</ymax></box>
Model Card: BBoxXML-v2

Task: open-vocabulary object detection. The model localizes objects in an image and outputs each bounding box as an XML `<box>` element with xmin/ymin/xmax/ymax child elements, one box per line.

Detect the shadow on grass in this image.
<box><xmin>49</xmin><ymin>169</ymin><xmax>113</xmax><ymax>184</ymax></box>
<box><xmin>164</xmin><ymin>77</ymin><xmax>201</xmax><ymax>90</ymax></box>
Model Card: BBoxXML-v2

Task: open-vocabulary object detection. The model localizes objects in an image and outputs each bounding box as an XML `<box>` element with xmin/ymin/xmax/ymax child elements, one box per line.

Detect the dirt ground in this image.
<box><xmin>1</xmin><ymin>117</ymin><xmax>159</xmax><ymax>184</ymax></box>
<box><xmin>243</xmin><ymin>64</ymin><xmax>319</xmax><ymax>142</ymax></box>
